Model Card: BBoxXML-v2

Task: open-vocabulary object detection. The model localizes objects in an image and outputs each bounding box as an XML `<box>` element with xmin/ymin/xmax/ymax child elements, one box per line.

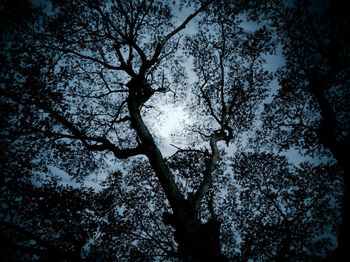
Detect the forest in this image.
<box><xmin>1</xmin><ymin>0</ymin><xmax>349</xmax><ymax>261</ymax></box>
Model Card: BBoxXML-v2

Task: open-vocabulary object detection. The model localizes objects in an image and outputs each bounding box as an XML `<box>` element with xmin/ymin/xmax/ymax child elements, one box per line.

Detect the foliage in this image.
<box><xmin>1</xmin><ymin>0</ymin><xmax>347</xmax><ymax>261</ymax></box>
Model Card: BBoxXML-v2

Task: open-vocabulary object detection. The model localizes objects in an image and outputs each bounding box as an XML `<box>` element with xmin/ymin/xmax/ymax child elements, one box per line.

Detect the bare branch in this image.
<box><xmin>200</xmin><ymin>83</ymin><xmax>221</xmax><ymax>124</ymax></box>
<box><xmin>160</xmin><ymin>1</ymin><xmax>211</xmax><ymax>47</ymax></box>
<box><xmin>166</xmin><ymin>144</ymin><xmax>209</xmax><ymax>160</ymax></box>
<box><xmin>148</xmin><ymin>1</ymin><xmax>211</xmax><ymax>68</ymax></box>
<box><xmin>1</xmin><ymin>90</ymin><xmax>144</xmax><ymax>159</ymax></box>
<box><xmin>43</xmin><ymin>45</ymin><xmax>125</xmax><ymax>71</ymax></box>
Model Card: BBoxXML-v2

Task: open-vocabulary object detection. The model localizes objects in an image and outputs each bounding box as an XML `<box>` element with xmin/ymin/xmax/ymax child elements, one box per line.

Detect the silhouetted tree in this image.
<box><xmin>248</xmin><ymin>0</ymin><xmax>350</xmax><ymax>259</ymax></box>
<box><xmin>230</xmin><ymin>153</ymin><xmax>341</xmax><ymax>261</ymax></box>
<box><xmin>0</xmin><ymin>0</ymin><xmax>345</xmax><ymax>261</ymax></box>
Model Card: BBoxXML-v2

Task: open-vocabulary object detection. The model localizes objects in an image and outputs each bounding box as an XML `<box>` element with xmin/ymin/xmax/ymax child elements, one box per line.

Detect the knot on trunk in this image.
<box><xmin>127</xmin><ymin>76</ymin><xmax>155</xmax><ymax>106</ymax></box>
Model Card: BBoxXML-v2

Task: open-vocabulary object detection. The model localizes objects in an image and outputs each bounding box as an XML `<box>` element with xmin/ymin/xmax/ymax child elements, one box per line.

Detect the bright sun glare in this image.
<box><xmin>157</xmin><ymin>105</ymin><xmax>189</xmax><ymax>139</ymax></box>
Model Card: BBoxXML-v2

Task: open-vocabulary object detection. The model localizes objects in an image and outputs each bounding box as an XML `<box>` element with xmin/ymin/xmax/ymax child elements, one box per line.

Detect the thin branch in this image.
<box><xmin>148</xmin><ymin>1</ymin><xmax>211</xmax><ymax>68</ymax></box>
<box><xmin>1</xmin><ymin>90</ymin><xmax>145</xmax><ymax>159</ymax></box>
<box><xmin>185</xmin><ymin>127</ymin><xmax>211</xmax><ymax>139</ymax></box>
<box><xmin>200</xmin><ymin>83</ymin><xmax>221</xmax><ymax>124</ymax></box>
<box><xmin>42</xmin><ymin>45</ymin><xmax>125</xmax><ymax>71</ymax></box>
<box><xmin>160</xmin><ymin>1</ymin><xmax>211</xmax><ymax>47</ymax></box>
<box><xmin>68</xmin><ymin>89</ymin><xmax>128</xmax><ymax>99</ymax></box>
<box><xmin>218</xmin><ymin>20</ymin><xmax>227</xmax><ymax>122</ymax></box>
<box><xmin>166</xmin><ymin>144</ymin><xmax>209</xmax><ymax>160</ymax></box>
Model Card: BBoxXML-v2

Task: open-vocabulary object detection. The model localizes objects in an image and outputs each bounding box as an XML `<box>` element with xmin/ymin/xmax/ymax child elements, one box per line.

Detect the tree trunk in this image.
<box><xmin>309</xmin><ymin>74</ymin><xmax>350</xmax><ymax>261</ymax></box>
<box><xmin>163</xmin><ymin>204</ymin><xmax>228</xmax><ymax>262</ymax></box>
<box><xmin>127</xmin><ymin>78</ymin><xmax>229</xmax><ymax>260</ymax></box>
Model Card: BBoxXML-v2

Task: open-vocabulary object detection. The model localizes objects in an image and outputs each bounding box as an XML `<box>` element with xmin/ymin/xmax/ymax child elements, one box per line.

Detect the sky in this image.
<box><xmin>2</xmin><ymin>1</ymin><xmax>343</xmax><ymax>260</ymax></box>
<box><xmin>37</xmin><ymin>0</ymin><xmax>300</xmax><ymax>191</ymax></box>
<box><xmin>25</xmin><ymin>0</ymin><xmax>329</xmax><ymax>194</ymax></box>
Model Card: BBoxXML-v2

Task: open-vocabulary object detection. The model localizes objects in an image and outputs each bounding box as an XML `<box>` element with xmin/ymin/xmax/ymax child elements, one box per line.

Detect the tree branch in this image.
<box><xmin>127</xmin><ymin>82</ymin><xmax>184</xmax><ymax>212</ymax></box>
<box><xmin>46</xmin><ymin>130</ymin><xmax>145</xmax><ymax>159</ymax></box>
<box><xmin>1</xmin><ymin>90</ymin><xmax>144</xmax><ymax>159</ymax></box>
<box><xmin>148</xmin><ymin>1</ymin><xmax>211</xmax><ymax>68</ymax></box>
<box><xmin>160</xmin><ymin>1</ymin><xmax>211</xmax><ymax>47</ymax></box>
<box><xmin>191</xmin><ymin>130</ymin><xmax>226</xmax><ymax>210</ymax></box>
<box><xmin>43</xmin><ymin>45</ymin><xmax>125</xmax><ymax>71</ymax></box>
<box><xmin>166</xmin><ymin>144</ymin><xmax>209</xmax><ymax>160</ymax></box>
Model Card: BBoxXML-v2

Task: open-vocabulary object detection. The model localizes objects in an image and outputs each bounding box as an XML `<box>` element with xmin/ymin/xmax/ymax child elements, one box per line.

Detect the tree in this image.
<box><xmin>229</xmin><ymin>153</ymin><xmax>341</xmax><ymax>261</ymax></box>
<box><xmin>248</xmin><ymin>0</ymin><xmax>350</xmax><ymax>259</ymax></box>
<box><xmin>0</xmin><ymin>0</ymin><xmax>344</xmax><ymax>261</ymax></box>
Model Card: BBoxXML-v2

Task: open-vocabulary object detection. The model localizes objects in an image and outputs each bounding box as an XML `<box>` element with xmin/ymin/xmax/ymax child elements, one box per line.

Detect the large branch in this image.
<box><xmin>44</xmin><ymin>130</ymin><xmax>144</xmax><ymax>159</ymax></box>
<box><xmin>191</xmin><ymin>130</ymin><xmax>226</xmax><ymax>211</ymax></box>
<box><xmin>39</xmin><ymin>106</ymin><xmax>145</xmax><ymax>159</ymax></box>
<box><xmin>127</xmin><ymin>84</ymin><xmax>184</xmax><ymax>212</ymax></box>
<box><xmin>1</xmin><ymin>90</ymin><xmax>144</xmax><ymax>159</ymax></box>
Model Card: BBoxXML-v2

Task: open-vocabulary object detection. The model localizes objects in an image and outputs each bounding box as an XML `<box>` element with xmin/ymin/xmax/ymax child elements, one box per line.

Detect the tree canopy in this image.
<box><xmin>1</xmin><ymin>0</ymin><xmax>349</xmax><ymax>261</ymax></box>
